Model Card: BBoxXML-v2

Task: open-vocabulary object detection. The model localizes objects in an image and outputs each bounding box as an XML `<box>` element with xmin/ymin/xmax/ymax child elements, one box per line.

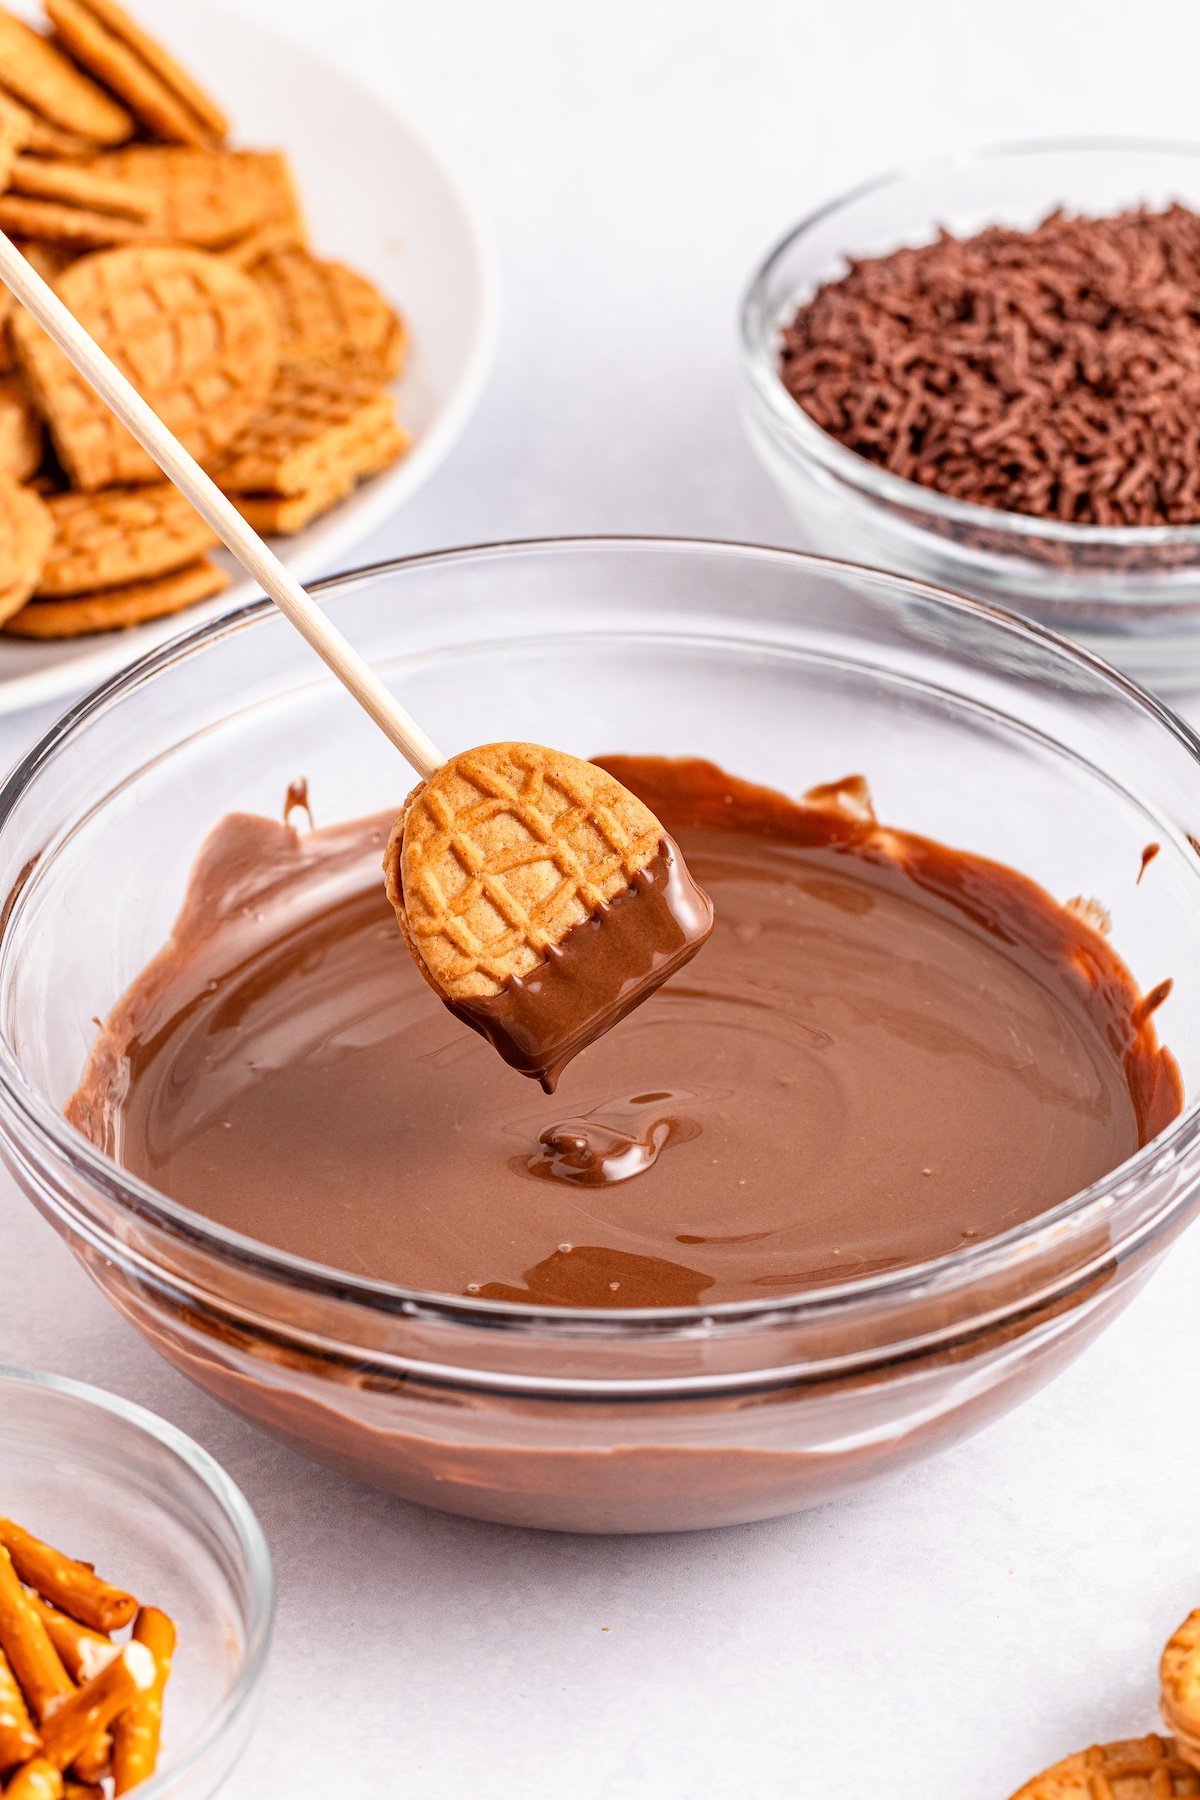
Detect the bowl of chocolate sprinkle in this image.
<box><xmin>740</xmin><ymin>139</ymin><xmax>1200</xmax><ymax>690</ymax></box>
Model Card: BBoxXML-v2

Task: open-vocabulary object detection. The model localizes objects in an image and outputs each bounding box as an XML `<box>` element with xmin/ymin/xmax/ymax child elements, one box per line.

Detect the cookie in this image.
<box><xmin>47</xmin><ymin>0</ymin><xmax>227</xmax><ymax>143</ymax></box>
<box><xmin>82</xmin><ymin>0</ymin><xmax>227</xmax><ymax>138</ymax></box>
<box><xmin>8</xmin><ymin>152</ymin><xmax>160</xmax><ymax>220</ymax></box>
<box><xmin>1163</xmin><ymin>1612</ymin><xmax>1200</xmax><ymax>1770</ymax></box>
<box><xmin>221</xmin><ymin>216</ymin><xmax>307</xmax><ymax>270</ymax></box>
<box><xmin>12</xmin><ymin>246</ymin><xmax>279</xmax><ymax>489</ymax></box>
<box><xmin>229</xmin><ymin>418</ymin><xmax>409</xmax><ymax>533</ymax></box>
<box><xmin>0</xmin><ymin>375</ymin><xmax>44</xmax><ymax>483</ymax></box>
<box><xmin>1008</xmin><ymin>1735</ymin><xmax>1200</xmax><ymax>1798</ymax></box>
<box><xmin>0</xmin><ymin>91</ymin><xmax>32</xmax><ymax>188</ymax></box>
<box><xmin>5</xmin><ymin>554</ymin><xmax>228</xmax><ymax>635</ymax></box>
<box><xmin>210</xmin><ymin>357</ymin><xmax>398</xmax><ymax>496</ymax></box>
<box><xmin>252</xmin><ymin>251</ymin><xmax>406</xmax><ymax>378</ymax></box>
<box><xmin>19</xmin><ymin>110</ymin><xmax>94</xmax><ymax>157</ymax></box>
<box><xmin>388</xmin><ymin>744</ymin><xmax>667</xmax><ymax>1000</ymax></box>
<box><xmin>88</xmin><ymin>146</ymin><xmax>265</xmax><ymax>247</ymax></box>
<box><xmin>37</xmin><ymin>485</ymin><xmax>216</xmax><ymax>595</ymax></box>
<box><xmin>0</xmin><ymin>193</ymin><xmax>150</xmax><ymax>245</ymax></box>
<box><xmin>0</xmin><ymin>478</ymin><xmax>54</xmax><ymax>624</ymax></box>
<box><xmin>218</xmin><ymin>151</ymin><xmax>306</xmax><ymax>261</ymax></box>
<box><xmin>44</xmin><ymin>0</ymin><xmax>225</xmax><ymax>147</ymax></box>
<box><xmin>0</xmin><ymin>8</ymin><xmax>131</xmax><ymax>145</ymax></box>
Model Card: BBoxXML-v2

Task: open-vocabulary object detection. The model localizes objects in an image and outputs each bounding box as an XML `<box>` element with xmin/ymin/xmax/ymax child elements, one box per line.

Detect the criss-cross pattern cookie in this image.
<box><xmin>388</xmin><ymin>744</ymin><xmax>667</xmax><ymax>1001</ymax></box>
<box><xmin>252</xmin><ymin>251</ymin><xmax>406</xmax><ymax>378</ymax></box>
<box><xmin>7</xmin><ymin>153</ymin><xmax>160</xmax><ymax>221</ymax></box>
<box><xmin>45</xmin><ymin>0</ymin><xmax>227</xmax><ymax>146</ymax></box>
<box><xmin>0</xmin><ymin>376</ymin><xmax>43</xmax><ymax>483</ymax></box>
<box><xmin>6</xmin><ymin>555</ymin><xmax>228</xmax><ymax>636</ymax></box>
<box><xmin>12</xmin><ymin>246</ymin><xmax>278</xmax><ymax>489</ymax></box>
<box><xmin>19</xmin><ymin>109</ymin><xmax>93</xmax><ymax>156</ymax></box>
<box><xmin>0</xmin><ymin>83</ymin><xmax>90</xmax><ymax>157</ymax></box>
<box><xmin>0</xmin><ymin>7</ymin><xmax>131</xmax><ymax>144</ymax></box>
<box><xmin>1162</xmin><ymin>1613</ymin><xmax>1200</xmax><ymax>1771</ymax></box>
<box><xmin>1008</xmin><ymin>1735</ymin><xmax>1200</xmax><ymax>1798</ymax></box>
<box><xmin>210</xmin><ymin>356</ymin><xmax>398</xmax><ymax>496</ymax></box>
<box><xmin>0</xmin><ymin>92</ymin><xmax>31</xmax><ymax>189</ymax></box>
<box><xmin>229</xmin><ymin>418</ymin><xmax>408</xmax><ymax>534</ymax></box>
<box><xmin>91</xmin><ymin>146</ymin><xmax>269</xmax><ymax>247</ymax></box>
<box><xmin>224</xmin><ymin>154</ymin><xmax>306</xmax><ymax>250</ymax></box>
<box><xmin>218</xmin><ymin>151</ymin><xmax>307</xmax><ymax>263</ymax></box>
<box><xmin>0</xmin><ymin>193</ymin><xmax>151</xmax><ymax>246</ymax></box>
<box><xmin>0</xmin><ymin>479</ymin><xmax>54</xmax><ymax>624</ymax></box>
<box><xmin>37</xmin><ymin>486</ymin><xmax>216</xmax><ymax>595</ymax></box>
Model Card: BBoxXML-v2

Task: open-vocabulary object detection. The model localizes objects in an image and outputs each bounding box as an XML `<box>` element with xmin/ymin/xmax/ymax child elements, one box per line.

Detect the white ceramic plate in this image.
<box><xmin>0</xmin><ymin>0</ymin><xmax>498</xmax><ymax>714</ymax></box>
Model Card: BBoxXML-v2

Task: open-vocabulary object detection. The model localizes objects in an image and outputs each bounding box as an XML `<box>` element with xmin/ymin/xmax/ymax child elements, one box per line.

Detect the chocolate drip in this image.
<box><xmin>514</xmin><ymin>1089</ymin><xmax>702</xmax><ymax>1186</ymax></box>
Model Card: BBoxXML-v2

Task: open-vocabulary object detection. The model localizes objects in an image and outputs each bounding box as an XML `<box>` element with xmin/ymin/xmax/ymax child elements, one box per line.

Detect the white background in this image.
<box><xmin>4</xmin><ymin>1</ymin><xmax>1200</xmax><ymax>1794</ymax></box>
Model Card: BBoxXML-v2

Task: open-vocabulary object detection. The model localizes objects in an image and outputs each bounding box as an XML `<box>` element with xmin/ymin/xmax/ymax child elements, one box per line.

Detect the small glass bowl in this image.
<box><xmin>3</xmin><ymin>540</ymin><xmax>1200</xmax><ymax>1533</ymax></box>
<box><xmin>740</xmin><ymin>139</ymin><xmax>1200</xmax><ymax>691</ymax></box>
<box><xmin>0</xmin><ymin>1367</ymin><xmax>273</xmax><ymax>1796</ymax></box>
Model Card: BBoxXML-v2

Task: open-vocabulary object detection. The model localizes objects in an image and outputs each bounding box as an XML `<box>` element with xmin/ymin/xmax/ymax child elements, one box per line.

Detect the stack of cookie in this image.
<box><xmin>0</xmin><ymin>0</ymin><xmax>409</xmax><ymax>638</ymax></box>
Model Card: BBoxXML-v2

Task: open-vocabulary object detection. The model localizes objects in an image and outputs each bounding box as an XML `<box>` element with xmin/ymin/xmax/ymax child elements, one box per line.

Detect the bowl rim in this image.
<box><xmin>0</xmin><ymin>1363</ymin><xmax>274</xmax><ymax>1792</ymax></box>
<box><xmin>3</xmin><ymin>534</ymin><xmax>1200</xmax><ymax>1338</ymax></box>
<box><xmin>739</xmin><ymin>134</ymin><xmax>1200</xmax><ymax>547</ymax></box>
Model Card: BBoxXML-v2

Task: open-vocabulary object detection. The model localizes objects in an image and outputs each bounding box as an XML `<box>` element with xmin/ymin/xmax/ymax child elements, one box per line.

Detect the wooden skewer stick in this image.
<box><xmin>0</xmin><ymin>231</ymin><xmax>445</xmax><ymax>783</ymax></box>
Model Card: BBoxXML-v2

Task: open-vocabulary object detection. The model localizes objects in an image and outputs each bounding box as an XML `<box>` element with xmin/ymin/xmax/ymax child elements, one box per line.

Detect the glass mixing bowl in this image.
<box><xmin>2</xmin><ymin>539</ymin><xmax>1200</xmax><ymax>1534</ymax></box>
<box><xmin>740</xmin><ymin>140</ymin><xmax>1200</xmax><ymax>692</ymax></box>
<box><xmin>0</xmin><ymin>1366</ymin><xmax>272</xmax><ymax>1796</ymax></box>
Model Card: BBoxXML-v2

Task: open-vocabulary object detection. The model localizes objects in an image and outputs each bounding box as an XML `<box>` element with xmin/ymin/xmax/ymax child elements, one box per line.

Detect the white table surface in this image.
<box><xmin>5</xmin><ymin>1</ymin><xmax>1200</xmax><ymax>1794</ymax></box>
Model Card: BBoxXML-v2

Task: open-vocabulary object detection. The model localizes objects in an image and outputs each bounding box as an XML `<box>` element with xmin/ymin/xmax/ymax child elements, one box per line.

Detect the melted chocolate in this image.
<box><xmin>283</xmin><ymin>777</ymin><xmax>314</xmax><ymax>830</ymax></box>
<box><xmin>445</xmin><ymin>836</ymin><xmax>714</xmax><ymax>1091</ymax></box>
<box><xmin>67</xmin><ymin>758</ymin><xmax>1182</xmax><ymax>1310</ymax></box>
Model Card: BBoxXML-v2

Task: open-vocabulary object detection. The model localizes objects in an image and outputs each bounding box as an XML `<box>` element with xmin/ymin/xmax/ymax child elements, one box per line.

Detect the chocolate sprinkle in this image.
<box><xmin>779</xmin><ymin>204</ymin><xmax>1200</xmax><ymax>527</ymax></box>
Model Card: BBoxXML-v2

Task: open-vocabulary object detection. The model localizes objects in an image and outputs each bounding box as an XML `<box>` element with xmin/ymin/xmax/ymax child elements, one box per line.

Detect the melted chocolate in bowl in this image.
<box><xmin>67</xmin><ymin>758</ymin><xmax>1181</xmax><ymax>1309</ymax></box>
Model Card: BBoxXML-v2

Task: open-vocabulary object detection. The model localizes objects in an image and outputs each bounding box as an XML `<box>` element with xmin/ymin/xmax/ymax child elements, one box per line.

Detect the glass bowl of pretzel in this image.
<box><xmin>0</xmin><ymin>1365</ymin><xmax>273</xmax><ymax>1798</ymax></box>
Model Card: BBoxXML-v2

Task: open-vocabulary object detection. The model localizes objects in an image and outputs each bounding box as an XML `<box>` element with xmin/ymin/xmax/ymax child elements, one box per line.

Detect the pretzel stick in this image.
<box><xmin>39</xmin><ymin>1644</ymin><xmax>154</xmax><ymax>1773</ymax></box>
<box><xmin>68</xmin><ymin>1736</ymin><xmax>110</xmax><ymax>1788</ymax></box>
<box><xmin>22</xmin><ymin>1598</ymin><xmax>115</xmax><ymax>1783</ymax></box>
<box><xmin>5</xmin><ymin>1758</ymin><xmax>63</xmax><ymax>1800</ymax></box>
<box><xmin>0</xmin><ymin>1523</ymin><xmax>136</xmax><ymax>1633</ymax></box>
<box><xmin>0</xmin><ymin>1557</ymin><xmax>103</xmax><ymax>1790</ymax></box>
<box><xmin>112</xmin><ymin>1609</ymin><xmax>175</xmax><ymax>1795</ymax></box>
<box><xmin>0</xmin><ymin>1644</ymin><xmax>42</xmax><ymax>1772</ymax></box>
<box><xmin>0</xmin><ymin>1549</ymin><xmax>73</xmax><ymax>1720</ymax></box>
<box><xmin>25</xmin><ymin>1598</ymin><xmax>117</xmax><ymax>1685</ymax></box>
